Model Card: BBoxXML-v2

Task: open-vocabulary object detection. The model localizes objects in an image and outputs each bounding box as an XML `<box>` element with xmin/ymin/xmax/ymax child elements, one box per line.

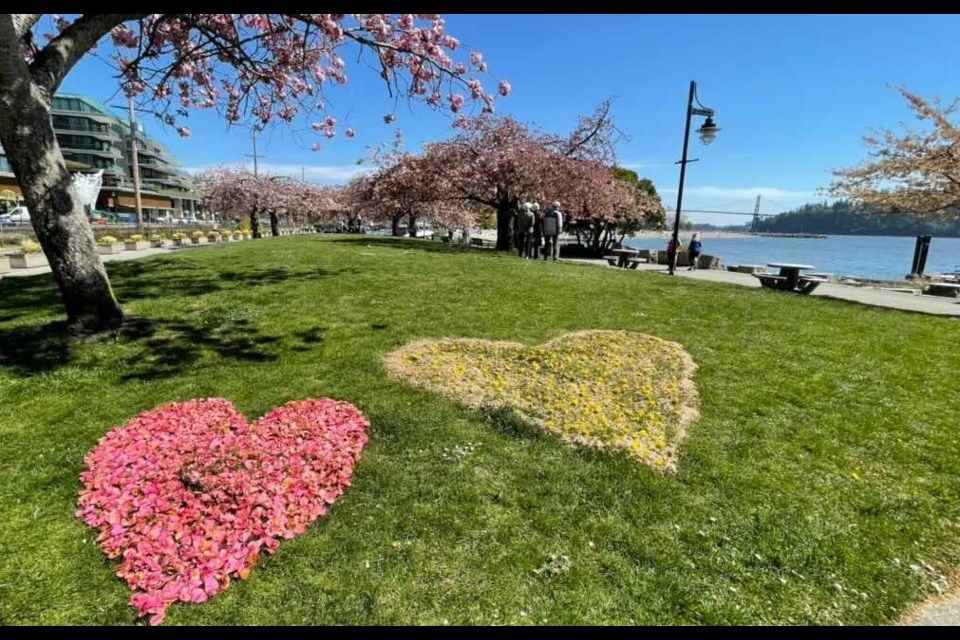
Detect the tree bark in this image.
<box><xmin>269</xmin><ymin>211</ymin><xmax>280</xmax><ymax>237</ymax></box>
<box><xmin>407</xmin><ymin>212</ymin><xmax>418</xmax><ymax>237</ymax></box>
<box><xmin>496</xmin><ymin>202</ymin><xmax>513</xmax><ymax>251</ymax></box>
<box><xmin>391</xmin><ymin>214</ymin><xmax>402</xmax><ymax>236</ymax></box>
<box><xmin>0</xmin><ymin>81</ymin><xmax>123</xmax><ymax>333</ymax></box>
<box><xmin>249</xmin><ymin>211</ymin><xmax>262</xmax><ymax>238</ymax></box>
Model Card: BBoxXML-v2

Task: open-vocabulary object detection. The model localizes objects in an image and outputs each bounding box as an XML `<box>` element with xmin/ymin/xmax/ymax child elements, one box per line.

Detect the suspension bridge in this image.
<box><xmin>666</xmin><ymin>196</ymin><xmax>793</xmax><ymax>231</ymax></box>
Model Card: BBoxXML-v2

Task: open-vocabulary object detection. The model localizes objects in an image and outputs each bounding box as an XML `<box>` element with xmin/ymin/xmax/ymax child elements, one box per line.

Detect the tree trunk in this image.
<box><xmin>407</xmin><ymin>213</ymin><xmax>418</xmax><ymax>237</ymax></box>
<box><xmin>0</xmin><ymin>84</ymin><xmax>123</xmax><ymax>333</ymax></box>
<box><xmin>496</xmin><ymin>202</ymin><xmax>513</xmax><ymax>251</ymax></box>
<box><xmin>391</xmin><ymin>214</ymin><xmax>402</xmax><ymax>236</ymax></box>
<box><xmin>269</xmin><ymin>211</ymin><xmax>280</xmax><ymax>237</ymax></box>
<box><xmin>250</xmin><ymin>211</ymin><xmax>262</xmax><ymax>238</ymax></box>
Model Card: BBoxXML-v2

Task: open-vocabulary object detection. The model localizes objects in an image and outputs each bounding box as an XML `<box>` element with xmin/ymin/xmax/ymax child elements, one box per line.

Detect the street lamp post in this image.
<box><xmin>669</xmin><ymin>80</ymin><xmax>720</xmax><ymax>276</ymax></box>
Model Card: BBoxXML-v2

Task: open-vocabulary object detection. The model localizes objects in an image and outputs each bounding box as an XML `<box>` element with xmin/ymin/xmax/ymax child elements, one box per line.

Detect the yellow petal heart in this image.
<box><xmin>384</xmin><ymin>331</ymin><xmax>699</xmax><ymax>471</ymax></box>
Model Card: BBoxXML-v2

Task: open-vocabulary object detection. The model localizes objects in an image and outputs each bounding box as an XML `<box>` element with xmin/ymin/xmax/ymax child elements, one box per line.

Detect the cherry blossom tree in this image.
<box><xmin>415</xmin><ymin>102</ymin><xmax>656</xmax><ymax>253</ymax></box>
<box><xmin>0</xmin><ymin>14</ymin><xmax>506</xmax><ymax>333</ymax></box>
<box><xmin>198</xmin><ymin>168</ymin><xmax>344</xmax><ymax>236</ymax></box>
<box><xmin>420</xmin><ymin>116</ymin><xmax>554</xmax><ymax>250</ymax></box>
<box><xmin>552</xmin><ymin>161</ymin><xmax>661</xmax><ymax>254</ymax></box>
<box><xmin>829</xmin><ymin>87</ymin><xmax>960</xmax><ymax>215</ymax></box>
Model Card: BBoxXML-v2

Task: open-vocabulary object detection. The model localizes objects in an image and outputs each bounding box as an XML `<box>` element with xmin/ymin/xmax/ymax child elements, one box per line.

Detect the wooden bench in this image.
<box><xmin>753</xmin><ymin>273</ymin><xmax>787</xmax><ymax>289</ymax></box>
<box><xmin>730</xmin><ymin>264</ymin><xmax>766</xmax><ymax>274</ymax></box>
<box><xmin>923</xmin><ymin>282</ymin><xmax>960</xmax><ymax>298</ymax></box>
<box><xmin>797</xmin><ymin>275</ymin><xmax>829</xmax><ymax>295</ymax></box>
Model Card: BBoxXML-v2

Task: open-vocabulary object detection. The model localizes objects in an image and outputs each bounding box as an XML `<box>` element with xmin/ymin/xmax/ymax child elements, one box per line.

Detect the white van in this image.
<box><xmin>0</xmin><ymin>206</ymin><xmax>30</xmax><ymax>224</ymax></box>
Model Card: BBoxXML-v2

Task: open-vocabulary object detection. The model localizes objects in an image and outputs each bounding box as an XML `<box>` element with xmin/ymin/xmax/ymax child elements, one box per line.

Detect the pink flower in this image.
<box><xmin>384</xmin><ymin>113</ymin><xmax>396</xmax><ymax>124</ymax></box>
<box><xmin>345</xmin><ymin>128</ymin><xmax>355</xmax><ymax>138</ymax></box>
<box><xmin>77</xmin><ymin>398</ymin><xmax>369</xmax><ymax>625</ymax></box>
<box><xmin>498</xmin><ymin>81</ymin><xmax>511</xmax><ymax>97</ymax></box>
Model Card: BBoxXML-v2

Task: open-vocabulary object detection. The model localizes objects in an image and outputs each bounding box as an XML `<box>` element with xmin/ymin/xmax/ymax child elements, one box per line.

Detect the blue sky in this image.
<box><xmin>60</xmin><ymin>14</ymin><xmax>960</xmax><ymax>225</ymax></box>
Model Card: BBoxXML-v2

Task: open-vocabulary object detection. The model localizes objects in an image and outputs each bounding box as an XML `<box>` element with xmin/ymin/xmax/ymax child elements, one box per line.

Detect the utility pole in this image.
<box><xmin>128</xmin><ymin>95</ymin><xmax>143</xmax><ymax>233</ymax></box>
<box><xmin>246</xmin><ymin>127</ymin><xmax>264</xmax><ymax>178</ymax></box>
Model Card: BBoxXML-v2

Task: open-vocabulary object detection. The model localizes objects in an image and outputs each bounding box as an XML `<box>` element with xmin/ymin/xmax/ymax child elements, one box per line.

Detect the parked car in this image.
<box><xmin>178</xmin><ymin>214</ymin><xmax>198</xmax><ymax>225</ymax></box>
<box><xmin>0</xmin><ymin>206</ymin><xmax>30</xmax><ymax>224</ymax></box>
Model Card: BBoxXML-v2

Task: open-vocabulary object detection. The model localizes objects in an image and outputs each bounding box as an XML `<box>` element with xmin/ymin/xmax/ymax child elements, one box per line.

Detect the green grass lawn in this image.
<box><xmin>1</xmin><ymin>236</ymin><xmax>959</xmax><ymax>625</ymax></box>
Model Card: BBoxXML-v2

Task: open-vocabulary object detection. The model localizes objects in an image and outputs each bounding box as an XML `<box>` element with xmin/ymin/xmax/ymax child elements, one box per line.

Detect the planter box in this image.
<box><xmin>98</xmin><ymin>243</ymin><xmax>123</xmax><ymax>255</ymax></box>
<box><xmin>232</xmin><ymin>234</ymin><xmax>243</xmax><ymax>241</ymax></box>
<box><xmin>243</xmin><ymin>233</ymin><xmax>252</xmax><ymax>240</ymax></box>
<box><xmin>9</xmin><ymin>252</ymin><xmax>47</xmax><ymax>269</ymax></box>
<box><xmin>191</xmin><ymin>237</ymin><xmax>206</xmax><ymax>245</ymax></box>
<box><xmin>173</xmin><ymin>238</ymin><xmax>188</xmax><ymax>247</ymax></box>
<box><xmin>0</xmin><ymin>254</ymin><xmax>10</xmax><ymax>273</ymax></box>
<box><xmin>206</xmin><ymin>235</ymin><xmax>220</xmax><ymax>243</ymax></box>
<box><xmin>124</xmin><ymin>240</ymin><xmax>150</xmax><ymax>251</ymax></box>
<box><xmin>220</xmin><ymin>236</ymin><xmax>234</xmax><ymax>243</ymax></box>
<box><xmin>150</xmin><ymin>239</ymin><xmax>172</xmax><ymax>248</ymax></box>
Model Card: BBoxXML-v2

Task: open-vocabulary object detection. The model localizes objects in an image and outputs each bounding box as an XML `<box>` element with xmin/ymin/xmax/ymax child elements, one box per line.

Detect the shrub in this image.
<box><xmin>97</xmin><ymin>235</ymin><xmax>119</xmax><ymax>245</ymax></box>
<box><xmin>18</xmin><ymin>239</ymin><xmax>42</xmax><ymax>254</ymax></box>
<box><xmin>172</xmin><ymin>232</ymin><xmax>189</xmax><ymax>240</ymax></box>
<box><xmin>149</xmin><ymin>233</ymin><xmax>167</xmax><ymax>241</ymax></box>
<box><xmin>192</xmin><ymin>230</ymin><xmax>206</xmax><ymax>238</ymax></box>
<box><xmin>128</xmin><ymin>234</ymin><xmax>144</xmax><ymax>242</ymax></box>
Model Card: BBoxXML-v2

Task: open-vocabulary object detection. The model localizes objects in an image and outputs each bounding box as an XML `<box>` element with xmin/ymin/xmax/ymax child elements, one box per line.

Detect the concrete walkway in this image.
<box><xmin>1</xmin><ymin>243</ymin><xmax>213</xmax><ymax>279</ymax></box>
<box><xmin>572</xmin><ymin>259</ymin><xmax>960</xmax><ymax>318</ymax></box>
<box><xmin>902</xmin><ymin>596</ymin><xmax>960</xmax><ymax>626</ymax></box>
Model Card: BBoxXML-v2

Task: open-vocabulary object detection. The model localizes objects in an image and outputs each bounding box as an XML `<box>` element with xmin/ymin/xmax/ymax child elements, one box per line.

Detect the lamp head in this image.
<box><xmin>697</xmin><ymin>116</ymin><xmax>720</xmax><ymax>146</ymax></box>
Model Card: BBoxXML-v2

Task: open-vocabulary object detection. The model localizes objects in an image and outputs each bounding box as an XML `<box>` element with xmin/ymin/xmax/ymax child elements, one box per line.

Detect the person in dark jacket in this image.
<box><xmin>687</xmin><ymin>232</ymin><xmax>703</xmax><ymax>270</ymax></box>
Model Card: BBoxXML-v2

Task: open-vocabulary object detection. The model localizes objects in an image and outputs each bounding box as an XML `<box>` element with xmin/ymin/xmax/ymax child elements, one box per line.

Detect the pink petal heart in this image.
<box><xmin>77</xmin><ymin>398</ymin><xmax>369</xmax><ymax>625</ymax></box>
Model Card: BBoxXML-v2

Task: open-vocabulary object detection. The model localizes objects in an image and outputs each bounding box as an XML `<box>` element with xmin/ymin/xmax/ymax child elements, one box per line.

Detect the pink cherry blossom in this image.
<box><xmin>77</xmin><ymin>398</ymin><xmax>369</xmax><ymax>625</ymax></box>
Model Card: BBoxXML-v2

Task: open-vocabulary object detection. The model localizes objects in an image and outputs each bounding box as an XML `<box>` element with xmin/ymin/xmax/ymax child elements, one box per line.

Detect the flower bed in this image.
<box><xmin>385</xmin><ymin>331</ymin><xmax>699</xmax><ymax>470</ymax></box>
<box><xmin>124</xmin><ymin>234</ymin><xmax>149</xmax><ymax>251</ymax></box>
<box><xmin>76</xmin><ymin>398</ymin><xmax>369</xmax><ymax>625</ymax></box>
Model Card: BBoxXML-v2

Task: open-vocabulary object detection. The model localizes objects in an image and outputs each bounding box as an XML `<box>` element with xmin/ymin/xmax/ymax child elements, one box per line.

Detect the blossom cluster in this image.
<box><xmin>386</xmin><ymin>331</ymin><xmax>698</xmax><ymax>471</ymax></box>
<box><xmin>77</xmin><ymin>398</ymin><xmax>369</xmax><ymax>625</ymax></box>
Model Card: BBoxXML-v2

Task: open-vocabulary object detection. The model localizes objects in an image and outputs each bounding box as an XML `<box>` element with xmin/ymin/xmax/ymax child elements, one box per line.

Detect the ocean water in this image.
<box><xmin>623</xmin><ymin>234</ymin><xmax>960</xmax><ymax>281</ymax></box>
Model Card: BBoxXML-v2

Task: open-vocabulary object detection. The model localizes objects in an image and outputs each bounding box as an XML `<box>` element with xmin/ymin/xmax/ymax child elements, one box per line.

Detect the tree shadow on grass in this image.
<box><xmin>109</xmin><ymin>259</ymin><xmax>360</xmax><ymax>303</ymax></box>
<box><xmin>116</xmin><ymin>316</ymin><xmax>281</xmax><ymax>382</ymax></box>
<box><xmin>0</xmin><ymin>321</ymin><xmax>72</xmax><ymax>375</ymax></box>
<box><xmin>330</xmin><ymin>236</ymin><xmax>507</xmax><ymax>258</ymax></box>
<box><xmin>481</xmin><ymin>406</ymin><xmax>544</xmax><ymax>441</ymax></box>
<box><xmin>0</xmin><ymin>260</ymin><xmax>356</xmax><ymax>379</ymax></box>
<box><xmin>0</xmin><ymin>272</ymin><xmax>62</xmax><ymax>324</ymax></box>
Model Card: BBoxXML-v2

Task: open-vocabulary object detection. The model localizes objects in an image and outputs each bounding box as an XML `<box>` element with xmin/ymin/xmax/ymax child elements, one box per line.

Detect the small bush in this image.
<box><xmin>97</xmin><ymin>235</ymin><xmax>119</xmax><ymax>245</ymax></box>
<box><xmin>18</xmin><ymin>239</ymin><xmax>42</xmax><ymax>254</ymax></box>
<box><xmin>128</xmin><ymin>234</ymin><xmax>144</xmax><ymax>242</ymax></box>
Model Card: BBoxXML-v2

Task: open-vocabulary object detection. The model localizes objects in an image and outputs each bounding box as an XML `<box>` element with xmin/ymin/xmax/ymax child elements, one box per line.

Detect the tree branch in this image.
<box><xmin>13</xmin><ymin>14</ymin><xmax>42</xmax><ymax>39</ymax></box>
<box><xmin>29</xmin><ymin>13</ymin><xmax>144</xmax><ymax>94</ymax></box>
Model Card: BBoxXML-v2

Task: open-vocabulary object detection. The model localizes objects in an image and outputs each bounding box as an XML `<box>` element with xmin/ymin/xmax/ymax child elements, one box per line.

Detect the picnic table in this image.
<box><xmin>753</xmin><ymin>263</ymin><xmax>828</xmax><ymax>294</ymax></box>
<box><xmin>605</xmin><ymin>248</ymin><xmax>639</xmax><ymax>268</ymax></box>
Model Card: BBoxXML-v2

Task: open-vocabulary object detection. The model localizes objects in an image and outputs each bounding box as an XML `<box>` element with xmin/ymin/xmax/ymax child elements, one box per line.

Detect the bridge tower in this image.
<box><xmin>750</xmin><ymin>195</ymin><xmax>762</xmax><ymax>232</ymax></box>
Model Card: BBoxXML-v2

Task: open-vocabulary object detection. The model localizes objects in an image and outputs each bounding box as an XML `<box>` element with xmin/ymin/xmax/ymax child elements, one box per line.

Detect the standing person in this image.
<box><xmin>542</xmin><ymin>201</ymin><xmax>563</xmax><ymax>261</ymax></box>
<box><xmin>530</xmin><ymin>202</ymin><xmax>543</xmax><ymax>259</ymax></box>
<box><xmin>517</xmin><ymin>202</ymin><xmax>534</xmax><ymax>258</ymax></box>
<box><xmin>687</xmin><ymin>232</ymin><xmax>703</xmax><ymax>270</ymax></box>
<box><xmin>666</xmin><ymin>235</ymin><xmax>678</xmax><ymax>268</ymax></box>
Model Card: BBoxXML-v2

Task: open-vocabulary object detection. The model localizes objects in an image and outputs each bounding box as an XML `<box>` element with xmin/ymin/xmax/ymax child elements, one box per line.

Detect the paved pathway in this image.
<box><xmin>572</xmin><ymin>259</ymin><xmax>960</xmax><ymax>318</ymax></box>
<box><xmin>1</xmin><ymin>243</ymin><xmax>213</xmax><ymax>279</ymax></box>
<box><xmin>902</xmin><ymin>596</ymin><xmax>960</xmax><ymax>626</ymax></box>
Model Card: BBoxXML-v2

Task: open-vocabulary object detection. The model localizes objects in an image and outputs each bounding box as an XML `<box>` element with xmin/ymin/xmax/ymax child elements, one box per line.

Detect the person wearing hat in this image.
<box><xmin>516</xmin><ymin>202</ymin><xmax>534</xmax><ymax>258</ymax></box>
<box><xmin>542</xmin><ymin>201</ymin><xmax>564</xmax><ymax>261</ymax></box>
<box><xmin>529</xmin><ymin>202</ymin><xmax>543</xmax><ymax>259</ymax></box>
